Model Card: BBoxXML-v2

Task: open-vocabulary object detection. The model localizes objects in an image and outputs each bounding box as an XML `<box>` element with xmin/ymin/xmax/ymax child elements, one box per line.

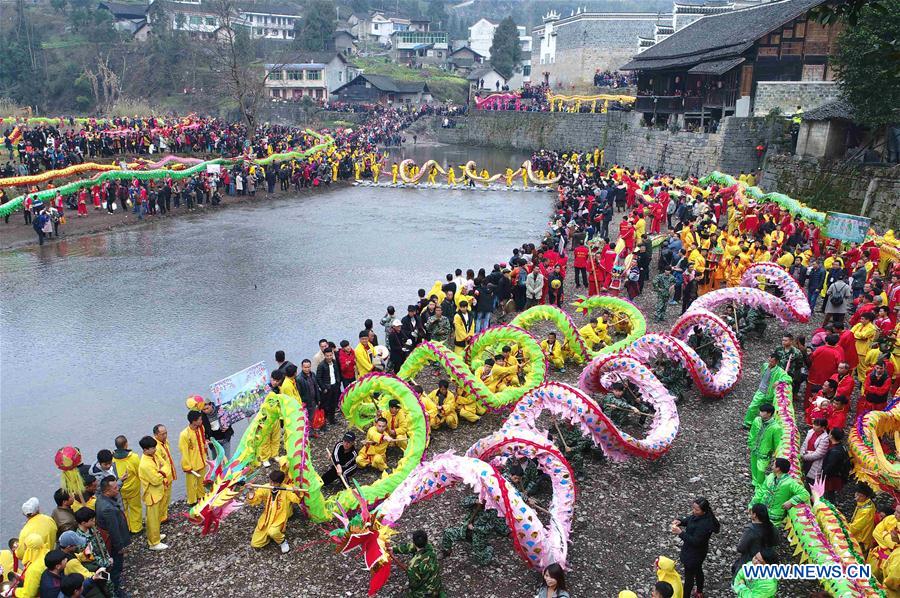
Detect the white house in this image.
<box><xmin>155</xmin><ymin>0</ymin><xmax>300</xmax><ymax>40</ymax></box>
<box><xmin>468</xmin><ymin>18</ymin><xmax>496</xmax><ymax>58</ymax></box>
<box><xmin>468</xmin><ymin>18</ymin><xmax>530</xmax><ymax>82</ymax></box>
<box><xmin>468</xmin><ymin>66</ymin><xmax>507</xmax><ymax>92</ymax></box>
<box><xmin>240</xmin><ymin>3</ymin><xmax>303</xmax><ymax>41</ymax></box>
<box><xmin>265</xmin><ymin>53</ymin><xmax>359</xmax><ymax>100</ymax></box>
<box><xmin>265</xmin><ymin>63</ymin><xmax>328</xmax><ymax>101</ymax></box>
<box><xmin>536</xmin><ymin>10</ymin><xmax>559</xmax><ymax>68</ymax></box>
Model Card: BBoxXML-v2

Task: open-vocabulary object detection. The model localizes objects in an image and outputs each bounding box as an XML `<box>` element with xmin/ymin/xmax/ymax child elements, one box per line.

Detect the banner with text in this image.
<box><xmin>825</xmin><ymin>212</ymin><xmax>870</xmax><ymax>244</ymax></box>
<box><xmin>209</xmin><ymin>362</ymin><xmax>269</xmax><ymax>428</ymax></box>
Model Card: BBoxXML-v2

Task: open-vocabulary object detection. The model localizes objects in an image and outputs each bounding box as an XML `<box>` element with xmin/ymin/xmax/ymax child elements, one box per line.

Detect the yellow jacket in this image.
<box><xmin>15</xmin><ymin>515</ymin><xmax>57</xmax><ymax>559</ymax></box>
<box><xmin>726</xmin><ymin>262</ymin><xmax>745</xmax><ymax>287</ymax></box>
<box><xmin>593</xmin><ymin>319</ymin><xmax>612</xmax><ymax>344</ymax></box>
<box><xmin>680</xmin><ymin>226</ymin><xmax>695</xmax><ymax>250</ymax></box>
<box><xmin>656</xmin><ymin>556</ymin><xmax>684</xmax><ymax>598</ymax></box>
<box><xmin>849</xmin><ymin>499</ymin><xmax>876</xmax><ymax>550</ymax></box>
<box><xmin>179</xmin><ymin>425</ymin><xmax>207</xmax><ymax>474</ymax></box>
<box><xmin>478</xmin><ymin>362</ymin><xmax>519</xmax><ymax>392</ymax></box>
<box><xmin>882</xmin><ymin>547</ymin><xmax>900</xmax><ymax>595</ymax></box>
<box><xmin>425</xmin><ymin>281</ymin><xmax>446</xmax><ymax>303</ymax></box>
<box><xmin>423</xmin><ymin>390</ymin><xmax>456</xmax><ymax>421</ymax></box>
<box><xmin>852</xmin><ymin>321</ymin><xmax>878</xmax><ymax>358</ymax></box>
<box><xmin>281</xmin><ymin>376</ymin><xmax>301</xmax><ymax>402</ymax></box>
<box><xmin>64</xmin><ymin>555</ymin><xmax>92</xmax><ymax>579</ymax></box>
<box><xmin>453</xmin><ymin>312</ymin><xmax>475</xmax><ymax>345</ymax></box>
<box><xmin>0</xmin><ymin>549</ymin><xmax>19</xmax><ymax>578</ymax></box>
<box><xmin>155</xmin><ymin>437</ymin><xmax>177</xmax><ymax>482</ymax></box>
<box><xmin>540</xmin><ymin>339</ymin><xmax>565</xmax><ymax>363</ymax></box>
<box><xmin>14</xmin><ymin>546</ymin><xmax>47</xmax><ymax>598</ymax></box>
<box><xmin>688</xmin><ymin>248</ymin><xmax>706</xmax><ymax>274</ymax></box>
<box><xmin>246</xmin><ymin>488</ymin><xmax>302</xmax><ymax>533</ymax></box>
<box><xmin>381</xmin><ymin>409</ymin><xmax>409</xmax><ymax>438</ymax></box>
<box><xmin>634</xmin><ymin>218</ymin><xmax>646</xmax><ymax>241</ymax></box>
<box><xmin>139</xmin><ymin>453</ymin><xmax>166</xmax><ymax>506</ymax></box>
<box><xmin>360</xmin><ymin>425</ymin><xmax>390</xmax><ymax>458</ymax></box>
<box><xmin>579</xmin><ymin>323</ymin><xmax>601</xmax><ymax>347</ymax></box>
<box><xmin>354</xmin><ymin>342</ymin><xmax>376</xmax><ymax>377</ymax></box>
<box><xmin>874</xmin><ymin>515</ymin><xmax>900</xmax><ymax>552</ymax></box>
<box><xmin>777</xmin><ymin>252</ymin><xmax>794</xmax><ymax>269</ymax></box>
<box><xmin>113</xmin><ymin>451</ymin><xmax>142</xmax><ymax>500</ymax></box>
<box><xmin>72</xmin><ymin>496</ymin><xmax>95</xmax><ymax>512</ymax></box>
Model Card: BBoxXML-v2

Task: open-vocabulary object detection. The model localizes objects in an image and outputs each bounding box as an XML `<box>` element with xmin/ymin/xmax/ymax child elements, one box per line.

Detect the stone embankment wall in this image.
<box><xmin>613</xmin><ymin>116</ymin><xmax>768</xmax><ymax>177</ymax></box>
<box><xmin>760</xmin><ymin>155</ymin><xmax>900</xmax><ymax>231</ymax></box>
<box><xmin>434</xmin><ymin>112</ymin><xmax>767</xmax><ymax>176</ymax></box>
<box><xmin>753</xmin><ymin>81</ymin><xmax>839</xmax><ymax>117</ymax></box>
<box><xmin>435</xmin><ymin>112</ymin><xmax>626</xmax><ymax>152</ymax></box>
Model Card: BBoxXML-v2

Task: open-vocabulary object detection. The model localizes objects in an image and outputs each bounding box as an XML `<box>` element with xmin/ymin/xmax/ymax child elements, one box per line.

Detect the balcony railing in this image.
<box><xmin>635</xmin><ymin>91</ymin><xmax>737</xmax><ymax>113</ymax></box>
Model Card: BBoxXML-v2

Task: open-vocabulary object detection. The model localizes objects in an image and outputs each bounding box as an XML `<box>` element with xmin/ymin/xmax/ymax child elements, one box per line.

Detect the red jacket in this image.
<box><xmin>337</xmin><ymin>349</ymin><xmax>356</xmax><ymax>380</ymax></box>
<box><xmin>830</xmin><ymin>372</ymin><xmax>855</xmax><ymax>400</ymax></box>
<box><xmin>850</xmin><ymin>302</ymin><xmax>876</xmax><ymax>326</ymax></box>
<box><xmin>573</xmin><ymin>246</ymin><xmax>589</xmax><ymax>268</ymax></box>
<box><xmin>827</xmin><ymin>405</ymin><xmax>848</xmax><ymax>430</ymax></box>
<box><xmin>837</xmin><ymin>330</ymin><xmax>859</xmax><ymax>369</ymax></box>
<box><xmin>863</xmin><ymin>370</ymin><xmax>892</xmax><ymax>403</ymax></box>
<box><xmin>808</xmin><ymin>345</ymin><xmax>844</xmax><ymax>386</ymax></box>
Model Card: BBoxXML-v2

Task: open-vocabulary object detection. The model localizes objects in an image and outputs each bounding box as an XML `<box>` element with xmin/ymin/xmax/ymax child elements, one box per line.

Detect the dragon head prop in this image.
<box><xmin>329</xmin><ymin>483</ymin><xmax>396</xmax><ymax>596</ymax></box>
<box><xmin>187</xmin><ymin>439</ymin><xmax>255</xmax><ymax>535</ymax></box>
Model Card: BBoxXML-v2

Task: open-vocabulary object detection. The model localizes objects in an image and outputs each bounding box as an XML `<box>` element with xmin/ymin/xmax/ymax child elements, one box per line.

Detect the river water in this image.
<box><xmin>0</xmin><ymin>146</ymin><xmax>548</xmax><ymax>537</ymax></box>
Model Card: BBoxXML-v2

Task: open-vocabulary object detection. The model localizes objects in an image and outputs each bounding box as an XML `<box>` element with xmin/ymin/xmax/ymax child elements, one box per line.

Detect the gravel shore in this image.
<box><xmin>119</xmin><ymin>199</ymin><xmax>834</xmax><ymax>598</ymax></box>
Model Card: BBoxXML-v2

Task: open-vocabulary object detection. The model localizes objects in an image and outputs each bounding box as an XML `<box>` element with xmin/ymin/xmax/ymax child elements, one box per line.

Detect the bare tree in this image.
<box><xmin>83</xmin><ymin>53</ymin><xmax>122</xmax><ymax>113</ymax></box>
<box><xmin>203</xmin><ymin>0</ymin><xmax>289</xmax><ymax>129</ymax></box>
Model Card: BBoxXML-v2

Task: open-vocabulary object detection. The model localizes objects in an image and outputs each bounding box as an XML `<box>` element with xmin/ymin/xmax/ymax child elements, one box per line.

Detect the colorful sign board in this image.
<box><xmin>209</xmin><ymin>362</ymin><xmax>269</xmax><ymax>428</ymax></box>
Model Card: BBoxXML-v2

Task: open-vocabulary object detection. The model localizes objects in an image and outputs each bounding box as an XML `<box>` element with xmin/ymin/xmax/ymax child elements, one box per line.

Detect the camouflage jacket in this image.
<box><xmin>425</xmin><ymin>315</ymin><xmax>451</xmax><ymax>343</ymax></box>
<box><xmin>653</xmin><ymin>272</ymin><xmax>675</xmax><ymax>295</ymax></box>
<box><xmin>599</xmin><ymin>392</ymin><xmax>634</xmax><ymax>423</ymax></box>
<box><xmin>394</xmin><ymin>542</ymin><xmax>444</xmax><ymax>598</ymax></box>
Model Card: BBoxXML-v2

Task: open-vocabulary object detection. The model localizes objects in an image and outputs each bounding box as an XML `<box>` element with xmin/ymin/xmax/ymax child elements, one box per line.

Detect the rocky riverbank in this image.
<box><xmin>120</xmin><ymin>210</ymin><xmax>828</xmax><ymax>597</ymax></box>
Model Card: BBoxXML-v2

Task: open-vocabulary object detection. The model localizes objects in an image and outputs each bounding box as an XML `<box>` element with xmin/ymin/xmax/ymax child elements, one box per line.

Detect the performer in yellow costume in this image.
<box><xmin>112</xmin><ymin>435</ymin><xmax>143</xmax><ymax>533</ymax></box>
<box><xmin>869</xmin><ymin>503</ymin><xmax>900</xmax><ymax>581</ymax></box>
<box><xmin>356</xmin><ymin>417</ymin><xmax>400</xmax><ymax>472</ymax></box>
<box><xmin>138</xmin><ymin>436</ymin><xmax>168</xmax><ymax>550</ymax></box>
<box><xmin>245</xmin><ymin>470</ymin><xmax>305</xmax><ymax>552</ymax></box>
<box><xmin>152</xmin><ymin>424</ymin><xmax>177</xmax><ymax>523</ymax></box>
<box><xmin>848</xmin><ymin>483</ymin><xmax>876</xmax><ymax>553</ymax></box>
<box><xmin>179</xmin><ymin>411</ymin><xmax>207</xmax><ymax>506</ymax></box>
<box><xmin>540</xmin><ymin>332</ymin><xmax>566</xmax><ymax>371</ymax></box>
<box><xmin>452</xmin><ymin>300</ymin><xmax>475</xmax><ymax>356</ymax></box>
<box><xmin>355</xmin><ymin>331</ymin><xmax>377</xmax><ymax>377</ymax></box>
<box><xmin>381</xmin><ymin>399</ymin><xmax>409</xmax><ymax>450</ymax></box>
<box><xmin>423</xmin><ymin>380</ymin><xmax>458</xmax><ymax>430</ymax></box>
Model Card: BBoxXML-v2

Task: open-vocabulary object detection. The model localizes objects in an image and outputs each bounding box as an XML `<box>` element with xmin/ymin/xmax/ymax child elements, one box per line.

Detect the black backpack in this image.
<box><xmin>829</xmin><ymin>283</ymin><xmax>845</xmax><ymax>307</ymax></box>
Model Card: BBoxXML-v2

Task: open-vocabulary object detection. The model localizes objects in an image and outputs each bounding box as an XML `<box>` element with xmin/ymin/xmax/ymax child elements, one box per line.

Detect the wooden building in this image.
<box><xmin>331</xmin><ymin>74</ymin><xmax>432</xmax><ymax>105</ymax></box>
<box><xmin>621</xmin><ymin>0</ymin><xmax>843</xmax><ymax>127</ymax></box>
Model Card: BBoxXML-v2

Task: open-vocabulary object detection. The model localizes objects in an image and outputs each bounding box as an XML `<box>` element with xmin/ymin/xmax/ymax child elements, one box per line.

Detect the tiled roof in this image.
<box><xmin>802</xmin><ymin>99</ymin><xmax>854</xmax><ymax>121</ymax></box>
<box><xmin>236</xmin><ymin>1</ymin><xmax>302</xmax><ymax>16</ymax></box>
<box><xmin>338</xmin><ymin>74</ymin><xmax>428</xmax><ymax>94</ymax></box>
<box><xmin>622</xmin><ymin>0</ymin><xmax>826</xmax><ymax>72</ymax></box>
<box><xmin>687</xmin><ymin>56</ymin><xmax>745</xmax><ymax>74</ymax></box>
<box><xmin>98</xmin><ymin>1</ymin><xmax>148</xmax><ymax>19</ymax></box>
